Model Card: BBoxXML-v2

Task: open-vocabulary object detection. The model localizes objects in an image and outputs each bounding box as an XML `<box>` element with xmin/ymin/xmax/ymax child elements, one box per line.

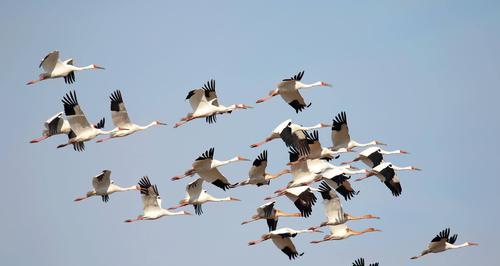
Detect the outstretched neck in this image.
<box><xmin>138</xmin><ymin>121</ymin><xmax>157</xmax><ymax>130</ymax></box>
<box><xmin>212</xmin><ymin>157</ymin><xmax>239</xmax><ymax>168</ymax></box>
<box><xmin>349</xmin><ymin>140</ymin><xmax>376</xmax><ymax>148</ymax></box>
<box><xmin>447</xmin><ymin>243</ymin><xmax>470</xmax><ymax>249</ymax></box>
<box><xmin>392</xmin><ymin>165</ymin><xmax>413</xmax><ymax>171</ymax></box>
<box><xmin>300</xmin><ymin>123</ymin><xmax>323</xmax><ymax>131</ymax></box>
<box><xmin>299</xmin><ymin>81</ymin><xmax>323</xmax><ymax>89</ymax></box>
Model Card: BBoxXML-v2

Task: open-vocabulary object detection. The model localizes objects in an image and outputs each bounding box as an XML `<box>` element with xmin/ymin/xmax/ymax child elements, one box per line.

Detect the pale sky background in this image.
<box><xmin>1</xmin><ymin>1</ymin><xmax>499</xmax><ymax>265</ymax></box>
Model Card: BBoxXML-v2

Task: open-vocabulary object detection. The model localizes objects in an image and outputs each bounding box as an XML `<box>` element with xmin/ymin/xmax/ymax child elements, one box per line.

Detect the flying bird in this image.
<box><xmin>411</xmin><ymin>228</ymin><xmax>478</xmax><ymax>260</ymax></box>
<box><xmin>241</xmin><ymin>201</ymin><xmax>301</xmax><ymax>231</ymax></box>
<box><xmin>27</xmin><ymin>50</ymin><xmax>104</xmax><ymax>85</ymax></box>
<box><xmin>250</xmin><ymin>119</ymin><xmax>329</xmax><ymax>149</ymax></box>
<box><xmin>174</xmin><ymin>79</ymin><xmax>252</xmax><ymax>128</ymax></box>
<box><xmin>124</xmin><ymin>176</ymin><xmax>191</xmax><ymax>222</ymax></box>
<box><xmin>304</xmin><ymin>130</ymin><xmax>350</xmax><ymax>160</ymax></box>
<box><xmin>231</xmin><ymin>150</ymin><xmax>291</xmax><ymax>187</ymax></box>
<box><xmin>355</xmin><ymin>162</ymin><xmax>421</xmax><ymax>197</ymax></box>
<box><xmin>30</xmin><ymin>112</ymin><xmax>71</xmax><ymax>143</ymax></box>
<box><xmin>168</xmin><ymin>178</ymin><xmax>241</xmax><ymax>215</ymax></box>
<box><xmin>171</xmin><ymin>148</ymin><xmax>249</xmax><ymax>190</ymax></box>
<box><xmin>265</xmin><ymin>185</ymin><xmax>317</xmax><ymax>217</ymax></box>
<box><xmin>248</xmin><ymin>227</ymin><xmax>322</xmax><ymax>260</ymax></box>
<box><xmin>342</xmin><ymin>146</ymin><xmax>408</xmax><ymax>168</ymax></box>
<box><xmin>96</xmin><ymin>90</ymin><xmax>166</xmax><ymax>143</ymax></box>
<box><xmin>74</xmin><ymin>170</ymin><xmax>139</xmax><ymax>202</ymax></box>
<box><xmin>331</xmin><ymin>111</ymin><xmax>385</xmax><ymax>151</ymax></box>
<box><xmin>57</xmin><ymin>91</ymin><xmax>111</xmax><ymax>151</ymax></box>
<box><xmin>256</xmin><ymin>71</ymin><xmax>332</xmax><ymax>113</ymax></box>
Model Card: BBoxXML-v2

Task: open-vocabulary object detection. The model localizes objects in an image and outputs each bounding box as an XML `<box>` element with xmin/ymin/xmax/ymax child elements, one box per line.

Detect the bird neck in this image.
<box><xmin>212</xmin><ymin>157</ymin><xmax>238</xmax><ymax>168</ymax></box>
<box><xmin>381</xmin><ymin>149</ymin><xmax>402</xmax><ymax>155</ymax></box>
<box><xmin>299</xmin><ymin>81</ymin><xmax>322</xmax><ymax>89</ymax></box>
<box><xmin>138</xmin><ymin>122</ymin><xmax>157</xmax><ymax>130</ymax></box>
<box><xmin>447</xmin><ymin>243</ymin><xmax>469</xmax><ymax>249</ymax></box>
<box><xmin>349</xmin><ymin>140</ymin><xmax>376</xmax><ymax>148</ymax></box>
<box><xmin>391</xmin><ymin>165</ymin><xmax>412</xmax><ymax>171</ymax></box>
<box><xmin>300</xmin><ymin>123</ymin><xmax>322</xmax><ymax>131</ymax></box>
<box><xmin>209</xmin><ymin>196</ymin><xmax>232</xmax><ymax>202</ymax></box>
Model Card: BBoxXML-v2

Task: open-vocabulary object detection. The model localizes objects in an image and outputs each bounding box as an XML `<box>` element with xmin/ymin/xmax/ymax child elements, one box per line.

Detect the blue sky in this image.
<box><xmin>1</xmin><ymin>1</ymin><xmax>499</xmax><ymax>265</ymax></box>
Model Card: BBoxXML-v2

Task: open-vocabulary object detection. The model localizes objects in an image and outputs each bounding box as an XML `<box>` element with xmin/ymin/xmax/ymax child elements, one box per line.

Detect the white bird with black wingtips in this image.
<box><xmin>256</xmin><ymin>70</ymin><xmax>332</xmax><ymax>113</ymax></box>
<box><xmin>231</xmin><ymin>150</ymin><xmax>291</xmax><ymax>187</ymax></box>
<box><xmin>353</xmin><ymin>258</ymin><xmax>379</xmax><ymax>266</ymax></box>
<box><xmin>168</xmin><ymin>178</ymin><xmax>241</xmax><ymax>215</ymax></box>
<box><xmin>96</xmin><ymin>90</ymin><xmax>166</xmax><ymax>143</ymax></box>
<box><xmin>331</xmin><ymin>111</ymin><xmax>386</xmax><ymax>151</ymax></box>
<box><xmin>30</xmin><ymin>112</ymin><xmax>71</xmax><ymax>143</ymax></box>
<box><xmin>74</xmin><ymin>170</ymin><xmax>139</xmax><ymax>202</ymax></box>
<box><xmin>56</xmin><ymin>91</ymin><xmax>111</xmax><ymax>151</ymax></box>
<box><xmin>241</xmin><ymin>201</ymin><xmax>301</xmax><ymax>231</ymax></box>
<box><xmin>265</xmin><ymin>185</ymin><xmax>318</xmax><ymax>218</ymax></box>
<box><xmin>171</xmin><ymin>147</ymin><xmax>249</xmax><ymax>190</ymax></box>
<box><xmin>411</xmin><ymin>228</ymin><xmax>478</xmax><ymax>260</ymax></box>
<box><xmin>248</xmin><ymin>227</ymin><xmax>322</xmax><ymax>260</ymax></box>
<box><xmin>27</xmin><ymin>50</ymin><xmax>104</xmax><ymax>85</ymax></box>
<box><xmin>174</xmin><ymin>79</ymin><xmax>252</xmax><ymax>128</ymax></box>
<box><xmin>124</xmin><ymin>176</ymin><xmax>191</xmax><ymax>222</ymax></box>
<box><xmin>342</xmin><ymin>146</ymin><xmax>409</xmax><ymax>168</ymax></box>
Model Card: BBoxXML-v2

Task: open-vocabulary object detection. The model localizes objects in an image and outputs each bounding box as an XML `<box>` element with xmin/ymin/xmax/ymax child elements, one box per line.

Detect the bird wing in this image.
<box><xmin>110</xmin><ymin>90</ymin><xmax>132</xmax><ymax>127</ymax></box>
<box><xmin>282</xmin><ymin>70</ymin><xmax>305</xmax><ymax>81</ymax></box>
<box><xmin>329</xmin><ymin>223</ymin><xmax>348</xmax><ymax>237</ymax></box>
<box><xmin>280</xmin><ymin>125</ymin><xmax>310</xmax><ymax>156</ymax></box>
<box><xmin>271</xmin><ymin>236</ymin><xmax>302</xmax><ymax>260</ymax></box>
<box><xmin>63</xmin><ymin>58</ymin><xmax>74</xmax><ymax>65</ymax></box>
<box><xmin>428</xmin><ymin>228</ymin><xmax>453</xmax><ymax>250</ymax></box>
<box><xmin>138</xmin><ymin>176</ymin><xmax>161</xmax><ymax>211</ymax></box>
<box><xmin>197</xmin><ymin>168</ymin><xmax>231</xmax><ymax>191</ymax></box>
<box><xmin>318</xmin><ymin>182</ymin><xmax>345</xmax><ymax>223</ymax></box>
<box><xmin>279</xmin><ymin>89</ymin><xmax>310</xmax><ymax>113</ymax></box>
<box><xmin>44</xmin><ymin>112</ymin><xmax>64</xmax><ymax>135</ymax></box>
<box><xmin>186</xmin><ymin>88</ymin><xmax>206</xmax><ymax>111</ymax></box>
<box><xmin>384</xmin><ymin>175</ymin><xmax>402</xmax><ymax>197</ymax></box>
<box><xmin>92</xmin><ymin>170</ymin><xmax>111</xmax><ymax>193</ymax></box>
<box><xmin>249</xmin><ymin>150</ymin><xmax>268</xmax><ymax>179</ymax></box>
<box><xmin>39</xmin><ymin>50</ymin><xmax>60</xmax><ymax>72</ymax></box>
<box><xmin>186</xmin><ymin>178</ymin><xmax>203</xmax><ymax>199</ymax></box>
<box><xmin>202</xmin><ymin>79</ymin><xmax>219</xmax><ymax>106</ymax></box>
<box><xmin>331</xmin><ymin>111</ymin><xmax>350</xmax><ymax>149</ymax></box>
<box><xmin>304</xmin><ymin>130</ymin><xmax>322</xmax><ymax>159</ymax></box>
<box><xmin>62</xmin><ymin>91</ymin><xmax>92</xmax><ymax>135</ymax></box>
<box><xmin>257</xmin><ymin>201</ymin><xmax>276</xmax><ymax>218</ymax></box>
<box><xmin>353</xmin><ymin>258</ymin><xmax>365</xmax><ymax>266</ymax></box>
<box><xmin>286</xmin><ymin>186</ymin><xmax>317</xmax><ymax>217</ymax></box>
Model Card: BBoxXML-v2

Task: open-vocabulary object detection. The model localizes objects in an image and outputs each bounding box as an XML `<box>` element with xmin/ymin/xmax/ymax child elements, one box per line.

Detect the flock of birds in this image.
<box><xmin>28</xmin><ymin>50</ymin><xmax>478</xmax><ymax>264</ymax></box>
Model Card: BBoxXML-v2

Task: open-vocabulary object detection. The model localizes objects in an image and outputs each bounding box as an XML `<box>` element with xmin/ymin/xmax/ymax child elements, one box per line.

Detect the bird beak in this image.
<box><xmin>93</xmin><ymin>64</ymin><xmax>105</xmax><ymax>69</ymax></box>
<box><xmin>412</xmin><ymin>167</ymin><xmax>422</xmax><ymax>171</ymax></box>
<box><xmin>237</xmin><ymin>156</ymin><xmax>250</xmax><ymax>161</ymax></box>
<box><xmin>375</xmin><ymin>141</ymin><xmax>387</xmax><ymax>146</ymax></box>
<box><xmin>469</xmin><ymin>242</ymin><xmax>479</xmax><ymax>246</ymax></box>
<box><xmin>321</xmin><ymin>82</ymin><xmax>332</xmax><ymax>87</ymax></box>
<box><xmin>230</xmin><ymin>197</ymin><xmax>241</xmax><ymax>201</ymax></box>
<box><xmin>400</xmin><ymin>150</ymin><xmax>410</xmax><ymax>154</ymax></box>
<box><xmin>157</xmin><ymin>121</ymin><xmax>167</xmax><ymax>125</ymax></box>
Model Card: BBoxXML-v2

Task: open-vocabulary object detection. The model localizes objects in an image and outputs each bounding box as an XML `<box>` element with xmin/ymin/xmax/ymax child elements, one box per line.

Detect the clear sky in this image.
<box><xmin>1</xmin><ymin>1</ymin><xmax>499</xmax><ymax>265</ymax></box>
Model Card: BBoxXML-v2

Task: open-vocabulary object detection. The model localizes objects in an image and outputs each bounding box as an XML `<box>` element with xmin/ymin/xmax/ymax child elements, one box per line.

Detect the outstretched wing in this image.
<box><xmin>428</xmin><ymin>228</ymin><xmax>453</xmax><ymax>250</ymax></box>
<box><xmin>282</xmin><ymin>71</ymin><xmax>305</xmax><ymax>82</ymax></box>
<box><xmin>45</xmin><ymin>112</ymin><xmax>64</xmax><ymax>135</ymax></box>
<box><xmin>318</xmin><ymin>182</ymin><xmax>345</xmax><ymax>224</ymax></box>
<box><xmin>353</xmin><ymin>258</ymin><xmax>365</xmax><ymax>266</ymax></box>
<box><xmin>62</xmin><ymin>91</ymin><xmax>92</xmax><ymax>135</ymax></box>
<box><xmin>279</xmin><ymin>90</ymin><xmax>311</xmax><ymax>113</ymax></box>
<box><xmin>280</xmin><ymin>124</ymin><xmax>309</xmax><ymax>156</ymax></box>
<box><xmin>138</xmin><ymin>176</ymin><xmax>161</xmax><ymax>211</ymax></box>
<box><xmin>110</xmin><ymin>90</ymin><xmax>132</xmax><ymax>127</ymax></box>
<box><xmin>331</xmin><ymin>111</ymin><xmax>350</xmax><ymax>149</ymax></box>
<box><xmin>249</xmin><ymin>150</ymin><xmax>268</xmax><ymax>179</ymax></box>
<box><xmin>92</xmin><ymin>170</ymin><xmax>111</xmax><ymax>193</ymax></box>
<box><xmin>271</xmin><ymin>236</ymin><xmax>303</xmax><ymax>260</ymax></box>
<box><xmin>39</xmin><ymin>50</ymin><xmax>59</xmax><ymax>72</ymax></box>
<box><xmin>197</xmin><ymin>168</ymin><xmax>232</xmax><ymax>191</ymax></box>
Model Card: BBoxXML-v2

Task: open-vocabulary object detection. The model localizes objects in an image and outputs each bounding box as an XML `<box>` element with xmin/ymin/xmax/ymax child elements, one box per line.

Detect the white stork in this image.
<box><xmin>411</xmin><ymin>228</ymin><xmax>478</xmax><ymax>259</ymax></box>
<box><xmin>168</xmin><ymin>178</ymin><xmax>241</xmax><ymax>215</ymax></box>
<box><xmin>27</xmin><ymin>50</ymin><xmax>104</xmax><ymax>85</ymax></box>
<box><xmin>355</xmin><ymin>162</ymin><xmax>421</xmax><ymax>197</ymax></box>
<box><xmin>248</xmin><ymin>227</ymin><xmax>322</xmax><ymax>260</ymax></box>
<box><xmin>250</xmin><ymin>119</ymin><xmax>330</xmax><ymax>149</ymax></box>
<box><xmin>342</xmin><ymin>146</ymin><xmax>408</xmax><ymax>168</ymax></box>
<box><xmin>30</xmin><ymin>112</ymin><xmax>71</xmax><ymax>143</ymax></box>
<box><xmin>74</xmin><ymin>170</ymin><xmax>139</xmax><ymax>202</ymax></box>
<box><xmin>265</xmin><ymin>185</ymin><xmax>317</xmax><ymax>217</ymax></box>
<box><xmin>276</xmin><ymin>148</ymin><xmax>320</xmax><ymax>191</ymax></box>
<box><xmin>231</xmin><ymin>150</ymin><xmax>291</xmax><ymax>187</ymax></box>
<box><xmin>57</xmin><ymin>91</ymin><xmax>111</xmax><ymax>151</ymax></box>
<box><xmin>304</xmin><ymin>130</ymin><xmax>350</xmax><ymax>160</ymax></box>
<box><xmin>241</xmin><ymin>201</ymin><xmax>301</xmax><ymax>231</ymax></box>
<box><xmin>331</xmin><ymin>111</ymin><xmax>386</xmax><ymax>151</ymax></box>
<box><xmin>256</xmin><ymin>70</ymin><xmax>332</xmax><ymax>113</ymax></box>
<box><xmin>174</xmin><ymin>79</ymin><xmax>252</xmax><ymax>128</ymax></box>
<box><xmin>314</xmin><ymin>164</ymin><xmax>366</xmax><ymax>201</ymax></box>
<box><xmin>353</xmin><ymin>258</ymin><xmax>379</xmax><ymax>266</ymax></box>
<box><xmin>312</xmin><ymin>182</ymin><xmax>379</xmax><ymax>228</ymax></box>
<box><xmin>96</xmin><ymin>90</ymin><xmax>166</xmax><ymax>143</ymax></box>
<box><xmin>171</xmin><ymin>147</ymin><xmax>249</xmax><ymax>190</ymax></box>
<box><xmin>124</xmin><ymin>176</ymin><xmax>191</xmax><ymax>222</ymax></box>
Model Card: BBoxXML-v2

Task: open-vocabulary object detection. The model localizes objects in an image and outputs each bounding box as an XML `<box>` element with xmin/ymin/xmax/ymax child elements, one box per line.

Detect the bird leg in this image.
<box><xmin>124</xmin><ymin>216</ymin><xmax>144</xmax><ymax>223</ymax></box>
<box><xmin>276</xmin><ymin>209</ymin><xmax>301</xmax><ymax>217</ymax></box>
<box><xmin>347</xmin><ymin>214</ymin><xmax>380</xmax><ymax>221</ymax></box>
<box><xmin>74</xmin><ymin>195</ymin><xmax>89</xmax><ymax>202</ymax></box>
<box><xmin>310</xmin><ymin>235</ymin><xmax>335</xmax><ymax>244</ymax></box>
<box><xmin>241</xmin><ymin>217</ymin><xmax>260</xmax><ymax>225</ymax></box>
<box><xmin>96</xmin><ymin>136</ymin><xmax>114</xmax><ymax>143</ymax></box>
<box><xmin>171</xmin><ymin>169</ymin><xmax>195</xmax><ymax>181</ymax></box>
<box><xmin>168</xmin><ymin>202</ymin><xmax>189</xmax><ymax>210</ymax></box>
<box><xmin>30</xmin><ymin>135</ymin><xmax>48</xmax><ymax>143</ymax></box>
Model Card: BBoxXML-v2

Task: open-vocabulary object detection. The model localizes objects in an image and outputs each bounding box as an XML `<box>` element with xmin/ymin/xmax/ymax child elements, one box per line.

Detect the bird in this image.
<box><xmin>265</xmin><ymin>185</ymin><xmax>317</xmax><ymax>217</ymax></box>
<box><xmin>310</xmin><ymin>221</ymin><xmax>381</xmax><ymax>244</ymax></box>
<box><xmin>231</xmin><ymin>150</ymin><xmax>291</xmax><ymax>187</ymax></box>
<box><xmin>57</xmin><ymin>91</ymin><xmax>112</xmax><ymax>151</ymax></box>
<box><xmin>174</xmin><ymin>79</ymin><xmax>252</xmax><ymax>128</ymax></box>
<box><xmin>248</xmin><ymin>227</ymin><xmax>322</xmax><ymax>260</ymax></box>
<box><xmin>353</xmin><ymin>258</ymin><xmax>379</xmax><ymax>266</ymax></box>
<box><xmin>250</xmin><ymin>119</ymin><xmax>330</xmax><ymax>154</ymax></box>
<box><xmin>304</xmin><ymin>130</ymin><xmax>350</xmax><ymax>160</ymax></box>
<box><xmin>30</xmin><ymin>112</ymin><xmax>71</xmax><ymax>143</ymax></box>
<box><xmin>411</xmin><ymin>228</ymin><xmax>478</xmax><ymax>260</ymax></box>
<box><xmin>275</xmin><ymin>148</ymin><xmax>320</xmax><ymax>191</ymax></box>
<box><xmin>171</xmin><ymin>147</ymin><xmax>249</xmax><ymax>190</ymax></box>
<box><xmin>96</xmin><ymin>90</ymin><xmax>166</xmax><ymax>143</ymax></box>
<box><xmin>168</xmin><ymin>178</ymin><xmax>241</xmax><ymax>215</ymax></box>
<box><xmin>241</xmin><ymin>201</ymin><xmax>301</xmax><ymax>231</ymax></box>
<box><xmin>74</xmin><ymin>170</ymin><xmax>139</xmax><ymax>202</ymax></box>
<box><xmin>312</xmin><ymin>182</ymin><xmax>379</xmax><ymax>228</ymax></box>
<box><xmin>355</xmin><ymin>162</ymin><xmax>421</xmax><ymax>197</ymax></box>
<box><xmin>256</xmin><ymin>70</ymin><xmax>332</xmax><ymax>113</ymax></box>
<box><xmin>124</xmin><ymin>176</ymin><xmax>191</xmax><ymax>222</ymax></box>
<box><xmin>27</xmin><ymin>50</ymin><xmax>104</xmax><ymax>85</ymax></box>
<box><xmin>330</xmin><ymin>111</ymin><xmax>386</xmax><ymax>151</ymax></box>
<box><xmin>342</xmin><ymin>146</ymin><xmax>409</xmax><ymax>168</ymax></box>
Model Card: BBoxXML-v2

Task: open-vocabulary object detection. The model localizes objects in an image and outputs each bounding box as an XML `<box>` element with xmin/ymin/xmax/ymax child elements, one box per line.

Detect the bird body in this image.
<box><xmin>74</xmin><ymin>170</ymin><xmax>139</xmax><ymax>202</ymax></box>
<box><xmin>331</xmin><ymin>111</ymin><xmax>385</xmax><ymax>151</ymax></box>
<box><xmin>411</xmin><ymin>228</ymin><xmax>478</xmax><ymax>259</ymax></box>
<box><xmin>30</xmin><ymin>112</ymin><xmax>71</xmax><ymax>143</ymax></box>
<box><xmin>356</xmin><ymin>162</ymin><xmax>421</xmax><ymax>197</ymax></box>
<box><xmin>343</xmin><ymin>146</ymin><xmax>408</xmax><ymax>168</ymax></box>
